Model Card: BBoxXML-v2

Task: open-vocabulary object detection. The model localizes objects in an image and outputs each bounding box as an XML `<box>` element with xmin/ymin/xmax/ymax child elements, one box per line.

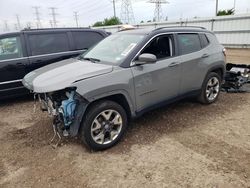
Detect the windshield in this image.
<box><xmin>81</xmin><ymin>33</ymin><xmax>145</xmax><ymax>64</ymax></box>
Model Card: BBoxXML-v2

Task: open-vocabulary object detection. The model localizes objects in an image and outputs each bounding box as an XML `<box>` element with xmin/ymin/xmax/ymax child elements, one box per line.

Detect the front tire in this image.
<box><xmin>80</xmin><ymin>100</ymin><xmax>128</xmax><ymax>151</ymax></box>
<box><xmin>198</xmin><ymin>72</ymin><xmax>222</xmax><ymax>104</ymax></box>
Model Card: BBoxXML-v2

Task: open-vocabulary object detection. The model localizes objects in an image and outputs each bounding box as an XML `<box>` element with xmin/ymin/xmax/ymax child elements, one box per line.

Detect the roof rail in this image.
<box><xmin>153</xmin><ymin>26</ymin><xmax>206</xmax><ymax>31</ymax></box>
<box><xmin>21</xmin><ymin>27</ymin><xmax>90</xmax><ymax>31</ymax></box>
<box><xmin>118</xmin><ymin>24</ymin><xmax>137</xmax><ymax>32</ymax></box>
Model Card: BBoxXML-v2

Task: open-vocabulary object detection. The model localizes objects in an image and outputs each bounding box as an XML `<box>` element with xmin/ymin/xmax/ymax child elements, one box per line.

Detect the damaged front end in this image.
<box><xmin>37</xmin><ymin>88</ymin><xmax>89</xmax><ymax>146</ymax></box>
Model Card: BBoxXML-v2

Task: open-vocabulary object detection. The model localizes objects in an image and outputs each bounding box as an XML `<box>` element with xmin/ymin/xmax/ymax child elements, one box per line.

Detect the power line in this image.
<box><xmin>59</xmin><ymin>0</ymin><xmax>107</xmax><ymax>13</ymax></box>
<box><xmin>120</xmin><ymin>0</ymin><xmax>135</xmax><ymax>24</ymax></box>
<box><xmin>49</xmin><ymin>7</ymin><xmax>58</xmax><ymax>27</ymax></box>
<box><xmin>32</xmin><ymin>6</ymin><xmax>42</xmax><ymax>28</ymax></box>
<box><xmin>149</xmin><ymin>0</ymin><xmax>169</xmax><ymax>22</ymax></box>
<box><xmin>73</xmin><ymin>11</ymin><xmax>79</xmax><ymax>27</ymax></box>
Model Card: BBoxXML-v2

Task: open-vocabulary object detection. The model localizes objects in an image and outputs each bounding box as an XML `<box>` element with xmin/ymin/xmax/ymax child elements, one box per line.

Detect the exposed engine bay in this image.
<box><xmin>36</xmin><ymin>88</ymin><xmax>88</xmax><ymax>147</ymax></box>
<box><xmin>222</xmin><ymin>63</ymin><xmax>250</xmax><ymax>92</ymax></box>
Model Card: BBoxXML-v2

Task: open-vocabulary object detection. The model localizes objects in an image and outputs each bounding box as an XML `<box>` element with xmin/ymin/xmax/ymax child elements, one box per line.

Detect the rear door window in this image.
<box><xmin>177</xmin><ymin>33</ymin><xmax>201</xmax><ymax>55</ymax></box>
<box><xmin>28</xmin><ymin>33</ymin><xmax>70</xmax><ymax>56</ymax></box>
<box><xmin>72</xmin><ymin>31</ymin><xmax>104</xmax><ymax>50</ymax></box>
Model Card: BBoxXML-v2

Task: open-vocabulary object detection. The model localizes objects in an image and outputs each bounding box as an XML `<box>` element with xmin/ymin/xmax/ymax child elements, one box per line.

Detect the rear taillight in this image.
<box><xmin>222</xmin><ymin>48</ymin><xmax>226</xmax><ymax>57</ymax></box>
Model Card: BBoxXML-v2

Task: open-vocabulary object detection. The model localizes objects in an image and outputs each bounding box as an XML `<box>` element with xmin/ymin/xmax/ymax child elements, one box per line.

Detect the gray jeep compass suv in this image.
<box><xmin>23</xmin><ymin>26</ymin><xmax>226</xmax><ymax>150</ymax></box>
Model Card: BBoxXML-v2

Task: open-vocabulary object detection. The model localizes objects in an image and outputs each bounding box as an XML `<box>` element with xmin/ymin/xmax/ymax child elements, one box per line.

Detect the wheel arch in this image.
<box><xmin>207</xmin><ymin>65</ymin><xmax>225</xmax><ymax>80</ymax></box>
<box><xmin>84</xmin><ymin>91</ymin><xmax>135</xmax><ymax>121</ymax></box>
<box><xmin>197</xmin><ymin>65</ymin><xmax>224</xmax><ymax>104</ymax></box>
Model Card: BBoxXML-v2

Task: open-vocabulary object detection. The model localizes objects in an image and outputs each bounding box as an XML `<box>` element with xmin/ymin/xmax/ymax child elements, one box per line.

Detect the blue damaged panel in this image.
<box><xmin>60</xmin><ymin>91</ymin><xmax>77</xmax><ymax>127</ymax></box>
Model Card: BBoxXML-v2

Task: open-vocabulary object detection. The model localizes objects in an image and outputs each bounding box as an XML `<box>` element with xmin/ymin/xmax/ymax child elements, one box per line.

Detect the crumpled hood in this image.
<box><xmin>22</xmin><ymin>58</ymin><xmax>113</xmax><ymax>93</ymax></box>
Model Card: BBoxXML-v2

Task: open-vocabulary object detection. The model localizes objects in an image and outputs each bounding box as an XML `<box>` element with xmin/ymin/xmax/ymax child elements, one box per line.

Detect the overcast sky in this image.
<box><xmin>0</xmin><ymin>0</ymin><xmax>250</xmax><ymax>31</ymax></box>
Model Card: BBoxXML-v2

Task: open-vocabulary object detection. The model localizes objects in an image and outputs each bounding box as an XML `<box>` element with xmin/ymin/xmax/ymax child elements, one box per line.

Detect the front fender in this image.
<box><xmin>69</xmin><ymin>95</ymin><xmax>89</xmax><ymax>137</ymax></box>
<box><xmin>85</xmin><ymin>89</ymin><xmax>136</xmax><ymax>117</ymax></box>
<box><xmin>72</xmin><ymin>67</ymin><xmax>136</xmax><ymax>117</ymax></box>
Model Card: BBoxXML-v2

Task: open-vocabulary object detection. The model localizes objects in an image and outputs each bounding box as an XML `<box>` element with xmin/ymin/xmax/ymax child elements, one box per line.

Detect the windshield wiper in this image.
<box><xmin>83</xmin><ymin>57</ymin><xmax>100</xmax><ymax>63</ymax></box>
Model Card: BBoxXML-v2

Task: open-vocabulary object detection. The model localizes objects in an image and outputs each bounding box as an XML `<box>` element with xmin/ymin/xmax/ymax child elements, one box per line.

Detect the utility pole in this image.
<box><xmin>4</xmin><ymin>20</ymin><xmax>9</xmax><ymax>31</ymax></box>
<box><xmin>233</xmin><ymin>0</ymin><xmax>236</xmax><ymax>11</ymax></box>
<box><xmin>49</xmin><ymin>7</ymin><xmax>58</xmax><ymax>27</ymax></box>
<box><xmin>149</xmin><ymin>0</ymin><xmax>168</xmax><ymax>22</ymax></box>
<box><xmin>16</xmin><ymin>14</ymin><xmax>21</xmax><ymax>30</ymax></box>
<box><xmin>32</xmin><ymin>6</ymin><xmax>42</xmax><ymax>28</ymax></box>
<box><xmin>73</xmin><ymin>11</ymin><xmax>79</xmax><ymax>27</ymax></box>
<box><xmin>14</xmin><ymin>24</ymin><xmax>18</xmax><ymax>31</ymax></box>
<box><xmin>112</xmin><ymin>0</ymin><xmax>116</xmax><ymax>18</ymax></box>
<box><xmin>49</xmin><ymin>20</ymin><xmax>53</xmax><ymax>28</ymax></box>
<box><xmin>26</xmin><ymin>22</ymin><xmax>31</xmax><ymax>29</ymax></box>
<box><xmin>120</xmin><ymin>0</ymin><xmax>135</xmax><ymax>24</ymax></box>
<box><xmin>215</xmin><ymin>0</ymin><xmax>219</xmax><ymax>16</ymax></box>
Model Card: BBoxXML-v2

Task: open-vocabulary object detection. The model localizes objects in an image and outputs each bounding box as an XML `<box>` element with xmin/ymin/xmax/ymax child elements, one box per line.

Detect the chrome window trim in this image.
<box><xmin>0</xmin><ymin>57</ymin><xmax>29</xmax><ymax>63</ymax></box>
<box><xmin>169</xmin><ymin>37</ymin><xmax>173</xmax><ymax>56</ymax></box>
<box><xmin>0</xmin><ymin>49</ymin><xmax>86</xmax><ymax>63</ymax></box>
<box><xmin>28</xmin><ymin>49</ymin><xmax>86</xmax><ymax>59</ymax></box>
<box><xmin>0</xmin><ymin>79</ymin><xmax>22</xmax><ymax>85</ymax></box>
<box><xmin>130</xmin><ymin>31</ymin><xmax>207</xmax><ymax>66</ymax></box>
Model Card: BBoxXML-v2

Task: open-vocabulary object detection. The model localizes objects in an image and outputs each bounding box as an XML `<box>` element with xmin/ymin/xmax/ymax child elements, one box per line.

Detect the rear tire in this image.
<box><xmin>80</xmin><ymin>100</ymin><xmax>128</xmax><ymax>151</ymax></box>
<box><xmin>198</xmin><ymin>72</ymin><xmax>222</xmax><ymax>104</ymax></box>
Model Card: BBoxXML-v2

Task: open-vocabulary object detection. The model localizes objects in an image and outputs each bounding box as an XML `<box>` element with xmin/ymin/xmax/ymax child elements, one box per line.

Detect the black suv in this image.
<box><xmin>0</xmin><ymin>28</ymin><xmax>109</xmax><ymax>99</ymax></box>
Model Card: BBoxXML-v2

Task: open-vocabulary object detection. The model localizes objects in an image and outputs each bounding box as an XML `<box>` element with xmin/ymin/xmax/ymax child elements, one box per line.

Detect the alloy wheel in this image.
<box><xmin>90</xmin><ymin>109</ymin><xmax>123</xmax><ymax>145</ymax></box>
<box><xmin>206</xmin><ymin>76</ymin><xmax>220</xmax><ymax>101</ymax></box>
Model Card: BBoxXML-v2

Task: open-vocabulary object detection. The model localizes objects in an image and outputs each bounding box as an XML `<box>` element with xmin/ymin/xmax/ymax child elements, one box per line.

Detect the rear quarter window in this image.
<box><xmin>177</xmin><ymin>33</ymin><xmax>202</xmax><ymax>55</ymax></box>
<box><xmin>200</xmin><ymin>33</ymin><xmax>210</xmax><ymax>48</ymax></box>
<box><xmin>28</xmin><ymin>33</ymin><xmax>70</xmax><ymax>56</ymax></box>
<box><xmin>72</xmin><ymin>31</ymin><xmax>104</xmax><ymax>50</ymax></box>
<box><xmin>0</xmin><ymin>36</ymin><xmax>23</xmax><ymax>60</ymax></box>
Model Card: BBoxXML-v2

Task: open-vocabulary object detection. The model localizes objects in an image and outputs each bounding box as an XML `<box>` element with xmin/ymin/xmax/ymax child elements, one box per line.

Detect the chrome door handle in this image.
<box><xmin>169</xmin><ymin>62</ymin><xmax>179</xmax><ymax>67</ymax></box>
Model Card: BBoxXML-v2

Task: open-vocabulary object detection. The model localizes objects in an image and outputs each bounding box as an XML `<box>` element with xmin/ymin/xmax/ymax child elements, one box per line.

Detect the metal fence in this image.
<box><xmin>93</xmin><ymin>14</ymin><xmax>250</xmax><ymax>48</ymax></box>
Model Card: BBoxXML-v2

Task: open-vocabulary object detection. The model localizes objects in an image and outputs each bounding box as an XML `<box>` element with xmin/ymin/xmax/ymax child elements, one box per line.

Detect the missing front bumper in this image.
<box><xmin>36</xmin><ymin>91</ymin><xmax>89</xmax><ymax>138</ymax></box>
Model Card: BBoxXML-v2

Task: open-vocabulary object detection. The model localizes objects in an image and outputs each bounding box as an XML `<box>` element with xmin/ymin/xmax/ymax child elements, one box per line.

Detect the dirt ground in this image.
<box><xmin>0</xmin><ymin>49</ymin><xmax>250</xmax><ymax>188</ymax></box>
<box><xmin>1</xmin><ymin>93</ymin><xmax>250</xmax><ymax>188</ymax></box>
